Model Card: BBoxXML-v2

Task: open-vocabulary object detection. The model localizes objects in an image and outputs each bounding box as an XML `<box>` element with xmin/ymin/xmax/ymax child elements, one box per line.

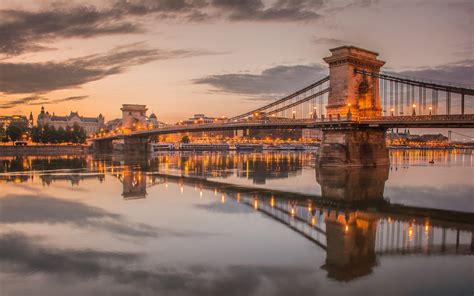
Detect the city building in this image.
<box><xmin>37</xmin><ymin>106</ymin><xmax>105</xmax><ymax>135</ymax></box>
<box><xmin>175</xmin><ymin>114</ymin><xmax>235</xmax><ymax>139</ymax></box>
<box><xmin>0</xmin><ymin>115</ymin><xmax>30</xmax><ymax>128</ymax></box>
<box><xmin>177</xmin><ymin>114</ymin><xmax>226</xmax><ymax>125</ymax></box>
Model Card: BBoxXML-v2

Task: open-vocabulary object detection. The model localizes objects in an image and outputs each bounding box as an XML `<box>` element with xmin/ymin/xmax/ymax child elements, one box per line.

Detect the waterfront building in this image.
<box><xmin>37</xmin><ymin>106</ymin><xmax>105</xmax><ymax>135</ymax></box>
<box><xmin>176</xmin><ymin>114</ymin><xmax>235</xmax><ymax>139</ymax></box>
<box><xmin>0</xmin><ymin>115</ymin><xmax>30</xmax><ymax>128</ymax></box>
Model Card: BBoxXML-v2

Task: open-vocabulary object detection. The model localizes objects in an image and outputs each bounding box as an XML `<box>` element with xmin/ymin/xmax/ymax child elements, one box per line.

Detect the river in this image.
<box><xmin>0</xmin><ymin>149</ymin><xmax>473</xmax><ymax>295</ymax></box>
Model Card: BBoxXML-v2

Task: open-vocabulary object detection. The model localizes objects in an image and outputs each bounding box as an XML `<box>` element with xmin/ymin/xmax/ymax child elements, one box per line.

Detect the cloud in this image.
<box><xmin>0</xmin><ymin>231</ymin><xmax>316</xmax><ymax>295</ymax></box>
<box><xmin>195</xmin><ymin>199</ymin><xmax>254</xmax><ymax>214</ymax></box>
<box><xmin>0</xmin><ymin>95</ymin><xmax>47</xmax><ymax>109</ymax></box>
<box><xmin>394</xmin><ymin>59</ymin><xmax>474</xmax><ymax>86</ymax></box>
<box><xmin>0</xmin><ymin>6</ymin><xmax>143</xmax><ymax>57</ymax></box>
<box><xmin>194</xmin><ymin>64</ymin><xmax>328</xmax><ymax>99</ymax></box>
<box><xmin>385</xmin><ymin>184</ymin><xmax>474</xmax><ymax>213</ymax></box>
<box><xmin>211</xmin><ymin>0</ymin><xmax>324</xmax><ymax>22</ymax></box>
<box><xmin>0</xmin><ymin>194</ymin><xmax>199</xmax><ymax>238</ymax></box>
<box><xmin>0</xmin><ymin>95</ymin><xmax>90</xmax><ymax>109</ymax></box>
<box><xmin>313</xmin><ymin>37</ymin><xmax>347</xmax><ymax>47</ymax></box>
<box><xmin>0</xmin><ymin>42</ymin><xmax>214</xmax><ymax>94</ymax></box>
<box><xmin>0</xmin><ymin>0</ymin><xmax>327</xmax><ymax>57</ymax></box>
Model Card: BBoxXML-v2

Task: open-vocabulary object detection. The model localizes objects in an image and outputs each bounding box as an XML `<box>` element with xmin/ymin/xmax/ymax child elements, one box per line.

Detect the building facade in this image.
<box><xmin>0</xmin><ymin>115</ymin><xmax>30</xmax><ymax>129</ymax></box>
<box><xmin>37</xmin><ymin>107</ymin><xmax>105</xmax><ymax>135</ymax></box>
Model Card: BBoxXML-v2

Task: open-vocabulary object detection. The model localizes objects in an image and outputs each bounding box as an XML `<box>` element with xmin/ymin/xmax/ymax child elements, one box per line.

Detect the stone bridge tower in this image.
<box><xmin>323</xmin><ymin>46</ymin><xmax>385</xmax><ymax>119</ymax></box>
<box><xmin>121</xmin><ymin>104</ymin><xmax>148</xmax><ymax>134</ymax></box>
<box><xmin>318</xmin><ymin>46</ymin><xmax>389</xmax><ymax>167</ymax></box>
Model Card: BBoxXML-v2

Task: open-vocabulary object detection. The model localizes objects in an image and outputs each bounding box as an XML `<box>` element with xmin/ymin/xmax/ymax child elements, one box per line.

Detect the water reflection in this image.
<box><xmin>0</xmin><ymin>151</ymin><xmax>473</xmax><ymax>294</ymax></box>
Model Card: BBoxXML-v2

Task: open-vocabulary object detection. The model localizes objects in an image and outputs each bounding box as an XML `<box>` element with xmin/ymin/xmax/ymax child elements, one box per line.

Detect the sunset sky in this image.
<box><xmin>0</xmin><ymin>0</ymin><xmax>472</xmax><ymax>124</ymax></box>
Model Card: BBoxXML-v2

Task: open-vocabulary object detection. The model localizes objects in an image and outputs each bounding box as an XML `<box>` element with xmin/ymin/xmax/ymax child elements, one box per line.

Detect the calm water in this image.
<box><xmin>0</xmin><ymin>150</ymin><xmax>473</xmax><ymax>296</ymax></box>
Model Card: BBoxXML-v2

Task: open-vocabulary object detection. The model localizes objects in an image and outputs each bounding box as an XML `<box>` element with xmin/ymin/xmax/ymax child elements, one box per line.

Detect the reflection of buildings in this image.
<box><xmin>237</xmin><ymin>153</ymin><xmax>307</xmax><ymax>184</ymax></box>
<box><xmin>151</xmin><ymin>152</ymin><xmax>313</xmax><ymax>184</ymax></box>
<box><xmin>40</xmin><ymin>173</ymin><xmax>105</xmax><ymax>186</ymax></box>
<box><xmin>0</xmin><ymin>156</ymin><xmax>104</xmax><ymax>186</ymax></box>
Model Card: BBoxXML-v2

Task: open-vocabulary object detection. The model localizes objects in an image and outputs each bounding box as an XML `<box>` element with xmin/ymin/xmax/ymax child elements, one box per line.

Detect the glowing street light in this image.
<box><xmin>292</xmin><ymin>110</ymin><xmax>296</xmax><ymax>119</ymax></box>
<box><xmin>412</xmin><ymin>104</ymin><xmax>417</xmax><ymax>116</ymax></box>
<box><xmin>429</xmin><ymin>106</ymin><xmax>432</xmax><ymax>116</ymax></box>
<box><xmin>390</xmin><ymin>108</ymin><xmax>395</xmax><ymax>116</ymax></box>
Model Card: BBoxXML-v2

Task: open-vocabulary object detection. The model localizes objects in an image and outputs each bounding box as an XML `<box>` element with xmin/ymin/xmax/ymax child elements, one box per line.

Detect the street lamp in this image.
<box><xmin>412</xmin><ymin>104</ymin><xmax>417</xmax><ymax>116</ymax></box>
<box><xmin>347</xmin><ymin>103</ymin><xmax>352</xmax><ymax>120</ymax></box>
<box><xmin>390</xmin><ymin>108</ymin><xmax>394</xmax><ymax>116</ymax></box>
<box><xmin>292</xmin><ymin>110</ymin><xmax>296</xmax><ymax>119</ymax></box>
<box><xmin>428</xmin><ymin>106</ymin><xmax>432</xmax><ymax>116</ymax></box>
<box><xmin>313</xmin><ymin>106</ymin><xmax>318</xmax><ymax>119</ymax></box>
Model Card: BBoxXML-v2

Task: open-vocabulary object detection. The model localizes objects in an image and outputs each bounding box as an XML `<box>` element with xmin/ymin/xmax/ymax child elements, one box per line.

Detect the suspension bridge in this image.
<box><xmin>92</xmin><ymin>46</ymin><xmax>474</xmax><ymax>166</ymax></box>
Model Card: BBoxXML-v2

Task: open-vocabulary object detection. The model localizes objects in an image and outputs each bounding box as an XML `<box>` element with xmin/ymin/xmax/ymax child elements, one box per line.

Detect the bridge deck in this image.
<box><xmin>93</xmin><ymin>114</ymin><xmax>474</xmax><ymax>141</ymax></box>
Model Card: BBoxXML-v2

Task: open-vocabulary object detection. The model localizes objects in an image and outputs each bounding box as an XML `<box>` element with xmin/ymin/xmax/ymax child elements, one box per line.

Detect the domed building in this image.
<box><xmin>148</xmin><ymin>112</ymin><xmax>158</xmax><ymax>128</ymax></box>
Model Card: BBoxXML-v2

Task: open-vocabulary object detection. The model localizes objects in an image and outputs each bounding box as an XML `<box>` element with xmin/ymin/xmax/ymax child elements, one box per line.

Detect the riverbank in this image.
<box><xmin>0</xmin><ymin>145</ymin><xmax>88</xmax><ymax>156</ymax></box>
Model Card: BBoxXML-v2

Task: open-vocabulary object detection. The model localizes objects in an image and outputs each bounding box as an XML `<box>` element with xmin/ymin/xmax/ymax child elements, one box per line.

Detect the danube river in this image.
<box><xmin>0</xmin><ymin>150</ymin><xmax>473</xmax><ymax>295</ymax></box>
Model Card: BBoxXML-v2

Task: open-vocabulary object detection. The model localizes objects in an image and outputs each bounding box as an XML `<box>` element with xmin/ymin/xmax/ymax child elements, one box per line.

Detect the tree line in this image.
<box><xmin>0</xmin><ymin>122</ymin><xmax>87</xmax><ymax>144</ymax></box>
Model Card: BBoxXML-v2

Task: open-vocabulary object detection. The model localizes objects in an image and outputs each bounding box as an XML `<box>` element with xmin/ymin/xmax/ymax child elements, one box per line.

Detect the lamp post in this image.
<box><xmin>347</xmin><ymin>103</ymin><xmax>352</xmax><ymax>120</ymax></box>
<box><xmin>313</xmin><ymin>106</ymin><xmax>317</xmax><ymax>119</ymax></box>
<box><xmin>428</xmin><ymin>106</ymin><xmax>432</xmax><ymax>116</ymax></box>
<box><xmin>412</xmin><ymin>104</ymin><xmax>416</xmax><ymax>116</ymax></box>
<box><xmin>390</xmin><ymin>108</ymin><xmax>394</xmax><ymax>116</ymax></box>
<box><xmin>292</xmin><ymin>110</ymin><xmax>296</xmax><ymax>119</ymax></box>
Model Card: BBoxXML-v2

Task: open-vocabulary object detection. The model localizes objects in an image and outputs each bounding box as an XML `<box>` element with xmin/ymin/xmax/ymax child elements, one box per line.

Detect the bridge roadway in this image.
<box><xmin>94</xmin><ymin>114</ymin><xmax>474</xmax><ymax>141</ymax></box>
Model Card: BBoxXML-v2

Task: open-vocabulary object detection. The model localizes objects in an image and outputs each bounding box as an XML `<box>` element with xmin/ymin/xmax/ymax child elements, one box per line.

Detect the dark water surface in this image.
<box><xmin>0</xmin><ymin>150</ymin><xmax>473</xmax><ymax>296</ymax></box>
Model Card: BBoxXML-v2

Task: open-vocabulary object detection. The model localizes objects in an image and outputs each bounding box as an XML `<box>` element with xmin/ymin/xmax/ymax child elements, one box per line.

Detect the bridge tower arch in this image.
<box><xmin>323</xmin><ymin>46</ymin><xmax>385</xmax><ymax>119</ymax></box>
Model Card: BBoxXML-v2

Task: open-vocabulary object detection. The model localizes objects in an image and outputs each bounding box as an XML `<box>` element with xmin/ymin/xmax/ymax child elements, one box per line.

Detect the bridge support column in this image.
<box><xmin>124</xmin><ymin>137</ymin><xmax>149</xmax><ymax>154</ymax></box>
<box><xmin>92</xmin><ymin>139</ymin><xmax>113</xmax><ymax>152</ymax></box>
<box><xmin>317</xmin><ymin>127</ymin><xmax>389</xmax><ymax>167</ymax></box>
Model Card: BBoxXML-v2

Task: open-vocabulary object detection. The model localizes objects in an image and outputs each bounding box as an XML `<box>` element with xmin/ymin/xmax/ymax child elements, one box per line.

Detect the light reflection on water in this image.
<box><xmin>0</xmin><ymin>150</ymin><xmax>473</xmax><ymax>295</ymax></box>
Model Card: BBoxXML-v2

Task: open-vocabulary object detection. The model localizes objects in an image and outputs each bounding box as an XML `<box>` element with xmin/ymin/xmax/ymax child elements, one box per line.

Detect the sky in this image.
<box><xmin>0</xmin><ymin>0</ymin><xmax>472</xmax><ymax>124</ymax></box>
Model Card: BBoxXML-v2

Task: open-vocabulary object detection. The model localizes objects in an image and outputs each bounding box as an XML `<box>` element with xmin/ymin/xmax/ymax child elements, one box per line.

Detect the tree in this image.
<box><xmin>7</xmin><ymin>124</ymin><xmax>23</xmax><ymax>143</ymax></box>
<box><xmin>181</xmin><ymin>135</ymin><xmax>190</xmax><ymax>143</ymax></box>
<box><xmin>0</xmin><ymin>125</ymin><xmax>6</xmax><ymax>142</ymax></box>
<box><xmin>57</xmin><ymin>127</ymin><xmax>66</xmax><ymax>143</ymax></box>
<box><xmin>44</xmin><ymin>125</ymin><xmax>57</xmax><ymax>143</ymax></box>
<box><xmin>30</xmin><ymin>126</ymin><xmax>41</xmax><ymax>143</ymax></box>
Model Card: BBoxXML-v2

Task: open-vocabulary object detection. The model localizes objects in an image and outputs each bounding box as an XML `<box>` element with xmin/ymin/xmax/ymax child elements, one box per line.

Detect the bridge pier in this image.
<box><xmin>317</xmin><ymin>126</ymin><xmax>389</xmax><ymax>167</ymax></box>
<box><xmin>124</xmin><ymin>137</ymin><xmax>150</xmax><ymax>154</ymax></box>
<box><xmin>92</xmin><ymin>139</ymin><xmax>113</xmax><ymax>152</ymax></box>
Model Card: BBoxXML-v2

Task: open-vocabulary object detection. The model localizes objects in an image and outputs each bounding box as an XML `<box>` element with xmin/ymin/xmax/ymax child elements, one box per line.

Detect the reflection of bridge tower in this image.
<box><xmin>322</xmin><ymin>211</ymin><xmax>379</xmax><ymax>281</ymax></box>
<box><xmin>122</xmin><ymin>168</ymin><xmax>147</xmax><ymax>199</ymax></box>
<box><xmin>316</xmin><ymin>166</ymin><xmax>389</xmax><ymax>202</ymax></box>
<box><xmin>316</xmin><ymin>165</ymin><xmax>385</xmax><ymax>280</ymax></box>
